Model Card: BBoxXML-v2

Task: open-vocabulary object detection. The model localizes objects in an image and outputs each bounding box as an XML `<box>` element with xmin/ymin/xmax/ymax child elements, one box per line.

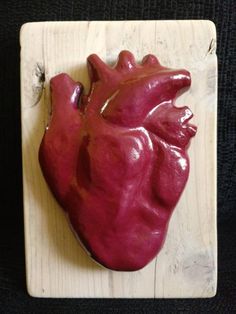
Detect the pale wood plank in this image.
<box><xmin>20</xmin><ymin>20</ymin><xmax>217</xmax><ymax>298</ymax></box>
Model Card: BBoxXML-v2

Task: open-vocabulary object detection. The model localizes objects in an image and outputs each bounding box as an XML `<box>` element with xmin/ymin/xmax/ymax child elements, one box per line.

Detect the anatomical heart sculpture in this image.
<box><xmin>39</xmin><ymin>51</ymin><xmax>197</xmax><ymax>271</ymax></box>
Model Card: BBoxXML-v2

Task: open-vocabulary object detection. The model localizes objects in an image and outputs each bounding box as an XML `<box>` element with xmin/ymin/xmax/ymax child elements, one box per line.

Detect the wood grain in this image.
<box><xmin>20</xmin><ymin>20</ymin><xmax>217</xmax><ymax>298</ymax></box>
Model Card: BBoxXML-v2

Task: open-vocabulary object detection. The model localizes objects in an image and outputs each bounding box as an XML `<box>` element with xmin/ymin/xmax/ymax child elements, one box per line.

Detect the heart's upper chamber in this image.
<box><xmin>39</xmin><ymin>51</ymin><xmax>197</xmax><ymax>271</ymax></box>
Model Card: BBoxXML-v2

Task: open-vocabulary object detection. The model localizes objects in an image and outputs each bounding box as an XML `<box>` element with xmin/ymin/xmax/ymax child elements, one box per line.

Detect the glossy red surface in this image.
<box><xmin>39</xmin><ymin>51</ymin><xmax>197</xmax><ymax>271</ymax></box>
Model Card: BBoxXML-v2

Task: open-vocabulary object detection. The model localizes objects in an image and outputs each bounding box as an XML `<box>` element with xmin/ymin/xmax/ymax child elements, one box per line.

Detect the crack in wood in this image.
<box><xmin>31</xmin><ymin>63</ymin><xmax>45</xmax><ymax>107</ymax></box>
<box><xmin>206</xmin><ymin>38</ymin><xmax>216</xmax><ymax>56</ymax></box>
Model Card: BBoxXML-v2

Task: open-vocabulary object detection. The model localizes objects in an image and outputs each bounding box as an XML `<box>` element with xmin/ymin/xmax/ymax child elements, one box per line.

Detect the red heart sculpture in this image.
<box><xmin>39</xmin><ymin>51</ymin><xmax>197</xmax><ymax>271</ymax></box>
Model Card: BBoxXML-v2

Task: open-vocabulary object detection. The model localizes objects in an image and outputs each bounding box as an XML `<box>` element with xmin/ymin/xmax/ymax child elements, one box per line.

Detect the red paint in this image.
<box><xmin>39</xmin><ymin>51</ymin><xmax>197</xmax><ymax>271</ymax></box>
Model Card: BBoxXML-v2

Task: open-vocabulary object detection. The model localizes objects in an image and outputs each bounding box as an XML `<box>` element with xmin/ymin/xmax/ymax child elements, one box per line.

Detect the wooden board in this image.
<box><xmin>20</xmin><ymin>20</ymin><xmax>217</xmax><ymax>298</ymax></box>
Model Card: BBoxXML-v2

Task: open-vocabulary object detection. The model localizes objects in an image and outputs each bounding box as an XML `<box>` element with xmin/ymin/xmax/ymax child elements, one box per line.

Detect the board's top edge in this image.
<box><xmin>20</xmin><ymin>20</ymin><xmax>216</xmax><ymax>43</ymax></box>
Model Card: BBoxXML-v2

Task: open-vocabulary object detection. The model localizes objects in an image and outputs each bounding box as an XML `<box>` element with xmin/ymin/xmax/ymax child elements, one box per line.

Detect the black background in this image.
<box><xmin>0</xmin><ymin>0</ymin><xmax>235</xmax><ymax>313</ymax></box>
